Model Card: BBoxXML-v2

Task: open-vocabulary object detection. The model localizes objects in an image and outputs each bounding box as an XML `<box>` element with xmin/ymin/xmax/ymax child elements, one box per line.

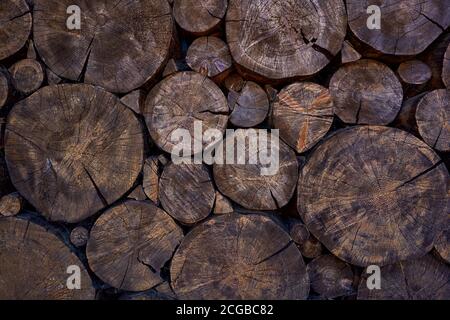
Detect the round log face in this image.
<box><xmin>347</xmin><ymin>0</ymin><xmax>450</xmax><ymax>56</ymax></box>
<box><xmin>171</xmin><ymin>214</ymin><xmax>310</xmax><ymax>300</ymax></box>
<box><xmin>397</xmin><ymin>60</ymin><xmax>432</xmax><ymax>85</ymax></box>
<box><xmin>416</xmin><ymin>89</ymin><xmax>450</xmax><ymax>152</ymax></box>
<box><xmin>87</xmin><ymin>200</ymin><xmax>183</xmax><ymax>292</ymax></box>
<box><xmin>329</xmin><ymin>60</ymin><xmax>403</xmax><ymax>125</ymax></box>
<box><xmin>226</xmin><ymin>0</ymin><xmax>347</xmax><ymax>80</ymax></box>
<box><xmin>229</xmin><ymin>81</ymin><xmax>270</xmax><ymax>128</ymax></box>
<box><xmin>33</xmin><ymin>0</ymin><xmax>173</xmax><ymax>93</ymax></box>
<box><xmin>9</xmin><ymin>59</ymin><xmax>44</xmax><ymax>94</ymax></box>
<box><xmin>307</xmin><ymin>254</ymin><xmax>354</xmax><ymax>299</ymax></box>
<box><xmin>159</xmin><ymin>162</ymin><xmax>215</xmax><ymax>225</ymax></box>
<box><xmin>0</xmin><ymin>72</ymin><xmax>8</xmax><ymax>108</ymax></box>
<box><xmin>434</xmin><ymin>228</ymin><xmax>449</xmax><ymax>263</ymax></box>
<box><xmin>213</xmin><ymin>130</ymin><xmax>298</xmax><ymax>211</ymax></box>
<box><xmin>298</xmin><ymin>126</ymin><xmax>449</xmax><ymax>267</ymax></box>
<box><xmin>358</xmin><ymin>254</ymin><xmax>450</xmax><ymax>300</ymax></box>
<box><xmin>0</xmin><ymin>217</ymin><xmax>95</xmax><ymax>299</ymax></box>
<box><xmin>273</xmin><ymin>82</ymin><xmax>334</xmax><ymax>153</ymax></box>
<box><xmin>5</xmin><ymin>84</ymin><xmax>144</xmax><ymax>223</ymax></box>
<box><xmin>186</xmin><ymin>36</ymin><xmax>232</xmax><ymax>78</ymax></box>
<box><xmin>0</xmin><ymin>0</ymin><xmax>32</xmax><ymax>60</ymax></box>
<box><xmin>174</xmin><ymin>0</ymin><xmax>227</xmax><ymax>35</ymax></box>
<box><xmin>144</xmin><ymin>71</ymin><xmax>229</xmax><ymax>156</ymax></box>
<box><xmin>444</xmin><ymin>44</ymin><xmax>450</xmax><ymax>89</ymax></box>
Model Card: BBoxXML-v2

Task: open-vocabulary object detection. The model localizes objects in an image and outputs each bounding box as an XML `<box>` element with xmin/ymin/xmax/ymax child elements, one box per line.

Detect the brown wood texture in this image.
<box><xmin>0</xmin><ymin>71</ymin><xmax>9</xmax><ymax>108</ymax></box>
<box><xmin>173</xmin><ymin>0</ymin><xmax>228</xmax><ymax>35</ymax></box>
<box><xmin>0</xmin><ymin>0</ymin><xmax>32</xmax><ymax>60</ymax></box>
<box><xmin>186</xmin><ymin>36</ymin><xmax>232</xmax><ymax>78</ymax></box>
<box><xmin>397</xmin><ymin>60</ymin><xmax>432</xmax><ymax>85</ymax></box>
<box><xmin>444</xmin><ymin>44</ymin><xmax>450</xmax><ymax>89</ymax></box>
<box><xmin>347</xmin><ymin>0</ymin><xmax>450</xmax><ymax>56</ymax></box>
<box><xmin>434</xmin><ymin>227</ymin><xmax>450</xmax><ymax>263</ymax></box>
<box><xmin>159</xmin><ymin>162</ymin><xmax>215</xmax><ymax>225</ymax></box>
<box><xmin>229</xmin><ymin>81</ymin><xmax>270</xmax><ymax>128</ymax></box>
<box><xmin>0</xmin><ymin>217</ymin><xmax>95</xmax><ymax>299</ymax></box>
<box><xmin>87</xmin><ymin>200</ymin><xmax>183</xmax><ymax>292</ymax></box>
<box><xmin>341</xmin><ymin>41</ymin><xmax>362</xmax><ymax>64</ymax></box>
<box><xmin>226</xmin><ymin>0</ymin><xmax>347</xmax><ymax>81</ymax></box>
<box><xmin>33</xmin><ymin>0</ymin><xmax>173</xmax><ymax>93</ymax></box>
<box><xmin>330</xmin><ymin>59</ymin><xmax>403</xmax><ymax>125</ymax></box>
<box><xmin>357</xmin><ymin>254</ymin><xmax>450</xmax><ymax>300</ymax></box>
<box><xmin>9</xmin><ymin>59</ymin><xmax>44</xmax><ymax>95</ymax></box>
<box><xmin>416</xmin><ymin>89</ymin><xmax>450</xmax><ymax>152</ymax></box>
<box><xmin>171</xmin><ymin>214</ymin><xmax>310</xmax><ymax>300</ymax></box>
<box><xmin>214</xmin><ymin>130</ymin><xmax>298</xmax><ymax>211</ymax></box>
<box><xmin>273</xmin><ymin>82</ymin><xmax>334</xmax><ymax>153</ymax></box>
<box><xmin>298</xmin><ymin>126</ymin><xmax>449</xmax><ymax>267</ymax></box>
<box><xmin>144</xmin><ymin>71</ymin><xmax>228</xmax><ymax>156</ymax></box>
<box><xmin>0</xmin><ymin>192</ymin><xmax>22</xmax><ymax>217</ymax></box>
<box><xmin>5</xmin><ymin>84</ymin><xmax>144</xmax><ymax>223</ymax></box>
<box><xmin>70</xmin><ymin>226</ymin><xmax>89</xmax><ymax>248</ymax></box>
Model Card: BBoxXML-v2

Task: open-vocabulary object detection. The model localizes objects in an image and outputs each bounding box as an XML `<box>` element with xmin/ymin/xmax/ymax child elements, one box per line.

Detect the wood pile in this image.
<box><xmin>0</xmin><ymin>0</ymin><xmax>448</xmax><ymax>300</ymax></box>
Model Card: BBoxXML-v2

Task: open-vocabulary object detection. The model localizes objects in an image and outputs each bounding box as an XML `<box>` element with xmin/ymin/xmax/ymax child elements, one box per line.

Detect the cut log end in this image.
<box><xmin>341</xmin><ymin>41</ymin><xmax>362</xmax><ymax>64</ymax></box>
<box><xmin>273</xmin><ymin>82</ymin><xmax>334</xmax><ymax>153</ymax></box>
<box><xmin>0</xmin><ymin>192</ymin><xmax>23</xmax><ymax>217</ymax></box>
<box><xmin>434</xmin><ymin>228</ymin><xmax>450</xmax><ymax>263</ymax></box>
<box><xmin>0</xmin><ymin>72</ymin><xmax>9</xmax><ymax>108</ymax></box>
<box><xmin>229</xmin><ymin>81</ymin><xmax>270</xmax><ymax>128</ymax></box>
<box><xmin>186</xmin><ymin>36</ymin><xmax>232</xmax><ymax>79</ymax></box>
<box><xmin>416</xmin><ymin>89</ymin><xmax>450</xmax><ymax>152</ymax></box>
<box><xmin>9</xmin><ymin>59</ymin><xmax>44</xmax><ymax>95</ymax></box>
<box><xmin>299</xmin><ymin>235</ymin><xmax>323</xmax><ymax>259</ymax></box>
<box><xmin>330</xmin><ymin>59</ymin><xmax>403</xmax><ymax>125</ymax></box>
<box><xmin>298</xmin><ymin>126</ymin><xmax>449</xmax><ymax>267</ymax></box>
<box><xmin>86</xmin><ymin>200</ymin><xmax>183</xmax><ymax>292</ymax></box>
<box><xmin>171</xmin><ymin>214</ymin><xmax>310</xmax><ymax>299</ymax></box>
<box><xmin>443</xmin><ymin>44</ymin><xmax>450</xmax><ymax>89</ymax></box>
<box><xmin>70</xmin><ymin>226</ymin><xmax>89</xmax><ymax>248</ymax></box>
<box><xmin>397</xmin><ymin>60</ymin><xmax>432</xmax><ymax>85</ymax></box>
<box><xmin>213</xmin><ymin>191</ymin><xmax>234</xmax><ymax>215</ymax></box>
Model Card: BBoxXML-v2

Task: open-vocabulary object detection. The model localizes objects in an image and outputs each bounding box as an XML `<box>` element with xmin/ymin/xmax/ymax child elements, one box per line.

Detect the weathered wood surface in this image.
<box><xmin>173</xmin><ymin>0</ymin><xmax>228</xmax><ymax>36</ymax></box>
<box><xmin>416</xmin><ymin>89</ymin><xmax>450</xmax><ymax>152</ymax></box>
<box><xmin>444</xmin><ymin>44</ymin><xmax>450</xmax><ymax>89</ymax></box>
<box><xmin>160</xmin><ymin>162</ymin><xmax>215</xmax><ymax>225</ymax></box>
<box><xmin>186</xmin><ymin>36</ymin><xmax>232</xmax><ymax>79</ymax></box>
<box><xmin>341</xmin><ymin>41</ymin><xmax>361</xmax><ymax>64</ymax></box>
<box><xmin>347</xmin><ymin>0</ymin><xmax>450</xmax><ymax>56</ymax></box>
<box><xmin>273</xmin><ymin>82</ymin><xmax>334</xmax><ymax>153</ymax></box>
<box><xmin>171</xmin><ymin>214</ymin><xmax>310</xmax><ymax>300</ymax></box>
<box><xmin>0</xmin><ymin>192</ymin><xmax>22</xmax><ymax>217</ymax></box>
<box><xmin>33</xmin><ymin>0</ymin><xmax>173</xmax><ymax>93</ymax></box>
<box><xmin>229</xmin><ymin>81</ymin><xmax>270</xmax><ymax>128</ymax></box>
<box><xmin>299</xmin><ymin>235</ymin><xmax>323</xmax><ymax>259</ymax></box>
<box><xmin>397</xmin><ymin>60</ymin><xmax>432</xmax><ymax>85</ymax></box>
<box><xmin>214</xmin><ymin>130</ymin><xmax>298</xmax><ymax>211</ymax></box>
<box><xmin>87</xmin><ymin>200</ymin><xmax>183</xmax><ymax>292</ymax></box>
<box><xmin>213</xmin><ymin>191</ymin><xmax>234</xmax><ymax>215</ymax></box>
<box><xmin>0</xmin><ymin>217</ymin><xmax>95</xmax><ymax>299</ymax></box>
<box><xmin>144</xmin><ymin>71</ymin><xmax>229</xmax><ymax>156</ymax></box>
<box><xmin>434</xmin><ymin>227</ymin><xmax>450</xmax><ymax>263</ymax></box>
<box><xmin>226</xmin><ymin>0</ymin><xmax>347</xmax><ymax>81</ymax></box>
<box><xmin>307</xmin><ymin>255</ymin><xmax>354</xmax><ymax>299</ymax></box>
<box><xmin>0</xmin><ymin>71</ymin><xmax>9</xmax><ymax>108</ymax></box>
<box><xmin>5</xmin><ymin>84</ymin><xmax>144</xmax><ymax>223</ymax></box>
<box><xmin>298</xmin><ymin>126</ymin><xmax>449</xmax><ymax>267</ymax></box>
<box><xmin>0</xmin><ymin>0</ymin><xmax>32</xmax><ymax>60</ymax></box>
<box><xmin>357</xmin><ymin>254</ymin><xmax>450</xmax><ymax>300</ymax></box>
<box><xmin>9</xmin><ymin>59</ymin><xmax>44</xmax><ymax>95</ymax></box>
<box><xmin>329</xmin><ymin>60</ymin><xmax>403</xmax><ymax>125</ymax></box>
<box><xmin>70</xmin><ymin>226</ymin><xmax>89</xmax><ymax>248</ymax></box>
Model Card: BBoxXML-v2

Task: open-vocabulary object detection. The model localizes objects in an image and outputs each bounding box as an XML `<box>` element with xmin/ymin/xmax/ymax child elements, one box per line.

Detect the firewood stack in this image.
<box><xmin>0</xmin><ymin>0</ymin><xmax>449</xmax><ymax>300</ymax></box>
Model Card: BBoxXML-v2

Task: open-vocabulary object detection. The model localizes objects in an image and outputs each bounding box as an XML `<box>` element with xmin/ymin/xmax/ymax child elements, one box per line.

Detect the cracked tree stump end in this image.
<box><xmin>0</xmin><ymin>192</ymin><xmax>23</xmax><ymax>217</ymax></box>
<box><xmin>330</xmin><ymin>59</ymin><xmax>403</xmax><ymax>125</ymax></box>
<box><xmin>186</xmin><ymin>36</ymin><xmax>232</xmax><ymax>79</ymax></box>
<box><xmin>298</xmin><ymin>126</ymin><xmax>449</xmax><ymax>267</ymax></box>
<box><xmin>70</xmin><ymin>226</ymin><xmax>89</xmax><ymax>248</ymax></box>
<box><xmin>347</xmin><ymin>0</ymin><xmax>450</xmax><ymax>56</ymax></box>
<box><xmin>173</xmin><ymin>0</ymin><xmax>228</xmax><ymax>36</ymax></box>
<box><xmin>357</xmin><ymin>254</ymin><xmax>450</xmax><ymax>300</ymax></box>
<box><xmin>229</xmin><ymin>81</ymin><xmax>270</xmax><ymax>128</ymax></box>
<box><xmin>214</xmin><ymin>130</ymin><xmax>298</xmax><ymax>211</ymax></box>
<box><xmin>86</xmin><ymin>200</ymin><xmax>183</xmax><ymax>292</ymax></box>
<box><xmin>9</xmin><ymin>59</ymin><xmax>44</xmax><ymax>95</ymax></box>
<box><xmin>5</xmin><ymin>84</ymin><xmax>144</xmax><ymax>223</ymax></box>
<box><xmin>33</xmin><ymin>0</ymin><xmax>173</xmax><ymax>93</ymax></box>
<box><xmin>160</xmin><ymin>162</ymin><xmax>215</xmax><ymax>225</ymax></box>
<box><xmin>226</xmin><ymin>0</ymin><xmax>347</xmax><ymax>81</ymax></box>
<box><xmin>307</xmin><ymin>254</ymin><xmax>354</xmax><ymax>299</ymax></box>
<box><xmin>144</xmin><ymin>71</ymin><xmax>229</xmax><ymax>156</ymax></box>
<box><xmin>171</xmin><ymin>214</ymin><xmax>310</xmax><ymax>299</ymax></box>
<box><xmin>273</xmin><ymin>82</ymin><xmax>334</xmax><ymax>153</ymax></box>
<box><xmin>416</xmin><ymin>89</ymin><xmax>450</xmax><ymax>152</ymax></box>
<box><xmin>0</xmin><ymin>0</ymin><xmax>31</xmax><ymax>60</ymax></box>
<box><xmin>397</xmin><ymin>60</ymin><xmax>432</xmax><ymax>85</ymax></box>
<box><xmin>0</xmin><ymin>217</ymin><xmax>95</xmax><ymax>299</ymax></box>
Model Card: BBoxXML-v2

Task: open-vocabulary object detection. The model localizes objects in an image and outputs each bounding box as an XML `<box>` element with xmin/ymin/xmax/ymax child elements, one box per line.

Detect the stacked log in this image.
<box><xmin>0</xmin><ymin>0</ymin><xmax>448</xmax><ymax>301</ymax></box>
